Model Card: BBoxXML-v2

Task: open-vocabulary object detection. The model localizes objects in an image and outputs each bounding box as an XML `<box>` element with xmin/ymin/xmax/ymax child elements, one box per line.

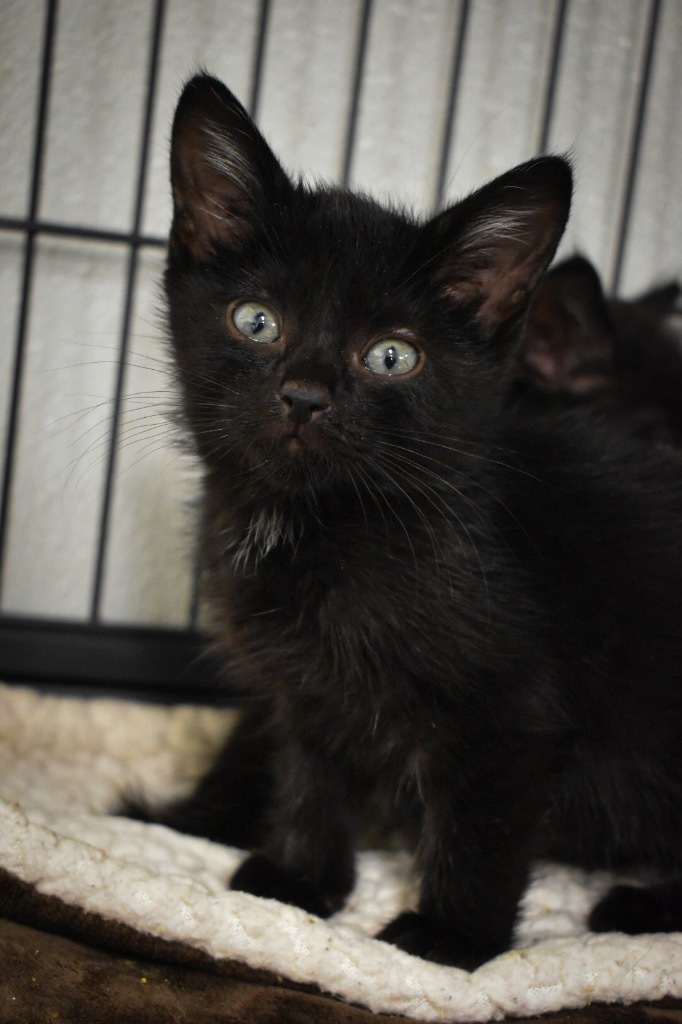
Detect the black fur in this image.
<box><xmin>161</xmin><ymin>74</ymin><xmax>682</xmax><ymax>969</ymax></box>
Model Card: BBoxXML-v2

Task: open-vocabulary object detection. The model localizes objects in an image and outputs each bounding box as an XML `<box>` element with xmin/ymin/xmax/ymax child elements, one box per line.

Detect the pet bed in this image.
<box><xmin>1</xmin><ymin>681</ymin><xmax>680</xmax><ymax>1023</ymax></box>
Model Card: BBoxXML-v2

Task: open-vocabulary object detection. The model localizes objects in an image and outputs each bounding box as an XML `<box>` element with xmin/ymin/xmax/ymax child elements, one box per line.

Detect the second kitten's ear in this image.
<box><xmin>518</xmin><ymin>255</ymin><xmax>615</xmax><ymax>394</ymax></box>
<box><xmin>428</xmin><ymin>157</ymin><xmax>572</xmax><ymax>340</ymax></box>
<box><xmin>169</xmin><ymin>74</ymin><xmax>291</xmax><ymax>262</ymax></box>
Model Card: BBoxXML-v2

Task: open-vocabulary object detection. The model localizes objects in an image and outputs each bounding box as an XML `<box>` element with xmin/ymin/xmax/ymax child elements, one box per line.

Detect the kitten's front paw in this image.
<box><xmin>231</xmin><ymin>854</ymin><xmax>336</xmax><ymax>918</ymax></box>
<box><xmin>376</xmin><ymin>910</ymin><xmax>496</xmax><ymax>971</ymax></box>
<box><xmin>589</xmin><ymin>882</ymin><xmax>682</xmax><ymax>934</ymax></box>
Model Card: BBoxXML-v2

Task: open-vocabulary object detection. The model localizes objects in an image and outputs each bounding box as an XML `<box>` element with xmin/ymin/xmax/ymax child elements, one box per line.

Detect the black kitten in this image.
<box><xmin>163</xmin><ymin>74</ymin><xmax>682</xmax><ymax>969</ymax></box>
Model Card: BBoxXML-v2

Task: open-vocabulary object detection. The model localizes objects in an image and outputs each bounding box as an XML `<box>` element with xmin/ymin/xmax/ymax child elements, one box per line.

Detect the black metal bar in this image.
<box><xmin>0</xmin><ymin>616</ymin><xmax>232</xmax><ymax>704</ymax></box>
<box><xmin>0</xmin><ymin>215</ymin><xmax>166</xmax><ymax>249</ymax></box>
<box><xmin>537</xmin><ymin>0</ymin><xmax>569</xmax><ymax>154</ymax></box>
<box><xmin>89</xmin><ymin>0</ymin><xmax>167</xmax><ymax>620</ymax></box>
<box><xmin>610</xmin><ymin>0</ymin><xmax>661</xmax><ymax>293</ymax></box>
<box><xmin>434</xmin><ymin>0</ymin><xmax>470</xmax><ymax>210</ymax></box>
<box><xmin>340</xmin><ymin>0</ymin><xmax>373</xmax><ymax>188</ymax></box>
<box><xmin>188</xmin><ymin>509</ymin><xmax>206</xmax><ymax>629</ymax></box>
<box><xmin>0</xmin><ymin>0</ymin><xmax>59</xmax><ymax>595</ymax></box>
<box><xmin>248</xmin><ymin>0</ymin><xmax>271</xmax><ymax>120</ymax></box>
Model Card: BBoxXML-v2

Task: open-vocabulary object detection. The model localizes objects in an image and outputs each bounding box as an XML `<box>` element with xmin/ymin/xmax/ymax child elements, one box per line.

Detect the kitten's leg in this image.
<box><xmin>121</xmin><ymin>701</ymin><xmax>273</xmax><ymax>848</ymax></box>
<box><xmin>589</xmin><ymin>878</ymin><xmax>682</xmax><ymax>934</ymax></box>
<box><xmin>230</xmin><ymin>733</ymin><xmax>355</xmax><ymax>918</ymax></box>
<box><xmin>377</xmin><ymin>736</ymin><xmax>550</xmax><ymax>970</ymax></box>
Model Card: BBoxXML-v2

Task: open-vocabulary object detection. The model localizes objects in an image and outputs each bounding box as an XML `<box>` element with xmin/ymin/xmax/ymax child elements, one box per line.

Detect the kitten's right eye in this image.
<box><xmin>231</xmin><ymin>301</ymin><xmax>280</xmax><ymax>343</ymax></box>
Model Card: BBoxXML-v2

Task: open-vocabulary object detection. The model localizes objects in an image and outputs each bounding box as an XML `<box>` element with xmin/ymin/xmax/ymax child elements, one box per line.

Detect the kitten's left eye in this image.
<box><xmin>231</xmin><ymin>301</ymin><xmax>280</xmax><ymax>343</ymax></box>
<box><xmin>364</xmin><ymin>338</ymin><xmax>420</xmax><ymax>377</ymax></box>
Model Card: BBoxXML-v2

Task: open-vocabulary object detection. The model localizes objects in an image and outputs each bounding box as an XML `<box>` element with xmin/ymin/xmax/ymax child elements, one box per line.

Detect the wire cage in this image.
<box><xmin>1</xmin><ymin>0</ymin><xmax>680</xmax><ymax>701</ymax></box>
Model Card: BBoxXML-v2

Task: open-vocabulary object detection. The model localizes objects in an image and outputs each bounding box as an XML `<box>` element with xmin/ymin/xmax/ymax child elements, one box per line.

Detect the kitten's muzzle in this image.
<box><xmin>278</xmin><ymin>379</ymin><xmax>332</xmax><ymax>426</ymax></box>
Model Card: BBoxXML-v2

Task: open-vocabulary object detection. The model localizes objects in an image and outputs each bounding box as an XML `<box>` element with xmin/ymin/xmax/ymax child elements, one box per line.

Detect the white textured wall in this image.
<box><xmin>1</xmin><ymin>0</ymin><xmax>680</xmax><ymax>628</ymax></box>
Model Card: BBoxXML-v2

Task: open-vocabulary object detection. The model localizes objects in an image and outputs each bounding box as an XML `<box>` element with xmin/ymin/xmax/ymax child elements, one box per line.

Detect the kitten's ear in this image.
<box><xmin>429</xmin><ymin>157</ymin><xmax>572</xmax><ymax>339</ymax></box>
<box><xmin>518</xmin><ymin>255</ymin><xmax>615</xmax><ymax>394</ymax></box>
<box><xmin>169</xmin><ymin>73</ymin><xmax>291</xmax><ymax>262</ymax></box>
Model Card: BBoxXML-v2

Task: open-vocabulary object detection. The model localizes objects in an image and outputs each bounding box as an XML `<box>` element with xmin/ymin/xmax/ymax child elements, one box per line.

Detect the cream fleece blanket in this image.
<box><xmin>0</xmin><ymin>681</ymin><xmax>680</xmax><ymax>1021</ymax></box>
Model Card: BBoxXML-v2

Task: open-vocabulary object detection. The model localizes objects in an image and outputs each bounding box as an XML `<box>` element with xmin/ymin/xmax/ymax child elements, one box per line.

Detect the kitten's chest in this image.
<box><xmin>212</xmin><ymin>503</ymin><xmax>443</xmax><ymax>691</ymax></box>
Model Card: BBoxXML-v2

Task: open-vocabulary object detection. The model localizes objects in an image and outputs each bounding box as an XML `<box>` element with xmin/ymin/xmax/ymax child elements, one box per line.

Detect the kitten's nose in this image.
<box><xmin>278</xmin><ymin>379</ymin><xmax>332</xmax><ymax>423</ymax></box>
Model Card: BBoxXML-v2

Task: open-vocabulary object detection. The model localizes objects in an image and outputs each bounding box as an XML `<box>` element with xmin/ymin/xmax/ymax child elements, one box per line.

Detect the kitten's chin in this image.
<box><xmin>283</xmin><ymin>435</ymin><xmax>305</xmax><ymax>456</ymax></box>
<box><xmin>235</xmin><ymin>420</ymin><xmax>343</xmax><ymax>493</ymax></box>
<box><xmin>241</xmin><ymin>438</ymin><xmax>324</xmax><ymax>487</ymax></box>
<box><xmin>269</xmin><ymin>420</ymin><xmax>331</xmax><ymax>460</ymax></box>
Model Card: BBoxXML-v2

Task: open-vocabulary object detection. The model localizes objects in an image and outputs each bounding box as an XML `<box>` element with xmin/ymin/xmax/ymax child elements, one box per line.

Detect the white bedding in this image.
<box><xmin>1</xmin><ymin>681</ymin><xmax>680</xmax><ymax>1021</ymax></box>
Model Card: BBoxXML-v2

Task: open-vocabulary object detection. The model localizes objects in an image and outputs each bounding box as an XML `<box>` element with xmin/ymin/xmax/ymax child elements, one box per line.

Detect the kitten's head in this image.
<box><xmin>165</xmin><ymin>74</ymin><xmax>571</xmax><ymax>499</ymax></box>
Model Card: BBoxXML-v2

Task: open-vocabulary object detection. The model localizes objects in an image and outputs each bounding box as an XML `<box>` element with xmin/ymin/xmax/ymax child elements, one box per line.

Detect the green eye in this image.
<box><xmin>231</xmin><ymin>302</ymin><xmax>280</xmax><ymax>343</ymax></box>
<box><xmin>364</xmin><ymin>338</ymin><xmax>419</xmax><ymax>377</ymax></box>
